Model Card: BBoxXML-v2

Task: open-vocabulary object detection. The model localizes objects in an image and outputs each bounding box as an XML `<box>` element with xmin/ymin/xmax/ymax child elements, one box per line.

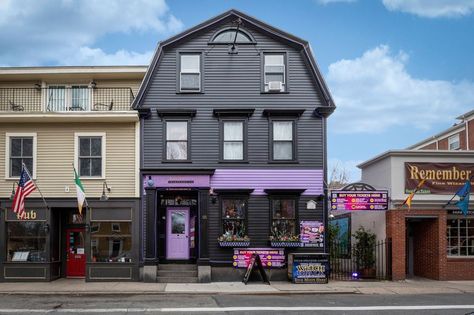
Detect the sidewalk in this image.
<box><xmin>1</xmin><ymin>278</ymin><xmax>474</xmax><ymax>295</ymax></box>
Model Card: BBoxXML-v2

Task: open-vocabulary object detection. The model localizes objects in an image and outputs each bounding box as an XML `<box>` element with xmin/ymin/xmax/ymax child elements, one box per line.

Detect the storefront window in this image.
<box><xmin>222</xmin><ymin>198</ymin><xmax>247</xmax><ymax>237</ymax></box>
<box><xmin>447</xmin><ymin>218</ymin><xmax>474</xmax><ymax>256</ymax></box>
<box><xmin>7</xmin><ymin>221</ymin><xmax>47</xmax><ymax>262</ymax></box>
<box><xmin>90</xmin><ymin>222</ymin><xmax>132</xmax><ymax>263</ymax></box>
<box><xmin>271</xmin><ymin>198</ymin><xmax>296</xmax><ymax>238</ymax></box>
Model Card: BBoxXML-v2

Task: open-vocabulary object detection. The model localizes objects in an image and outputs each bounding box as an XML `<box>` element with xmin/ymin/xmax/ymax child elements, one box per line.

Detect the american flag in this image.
<box><xmin>12</xmin><ymin>164</ymin><xmax>36</xmax><ymax>218</ymax></box>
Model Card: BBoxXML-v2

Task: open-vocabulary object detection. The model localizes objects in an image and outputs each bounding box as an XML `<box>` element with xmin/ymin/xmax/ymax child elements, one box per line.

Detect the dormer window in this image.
<box><xmin>210</xmin><ymin>28</ymin><xmax>255</xmax><ymax>44</ymax></box>
<box><xmin>264</xmin><ymin>53</ymin><xmax>286</xmax><ymax>92</ymax></box>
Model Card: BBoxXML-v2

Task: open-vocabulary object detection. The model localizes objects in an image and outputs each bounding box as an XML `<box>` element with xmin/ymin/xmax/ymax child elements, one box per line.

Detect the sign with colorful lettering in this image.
<box><xmin>300</xmin><ymin>221</ymin><xmax>324</xmax><ymax>248</ymax></box>
<box><xmin>291</xmin><ymin>255</ymin><xmax>328</xmax><ymax>284</ymax></box>
<box><xmin>233</xmin><ymin>248</ymin><xmax>285</xmax><ymax>268</ymax></box>
<box><xmin>331</xmin><ymin>191</ymin><xmax>388</xmax><ymax>211</ymax></box>
<box><xmin>405</xmin><ymin>162</ymin><xmax>474</xmax><ymax>194</ymax></box>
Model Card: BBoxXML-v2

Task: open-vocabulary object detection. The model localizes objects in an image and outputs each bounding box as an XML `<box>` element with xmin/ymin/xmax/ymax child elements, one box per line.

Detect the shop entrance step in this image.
<box><xmin>156</xmin><ymin>264</ymin><xmax>198</xmax><ymax>283</ymax></box>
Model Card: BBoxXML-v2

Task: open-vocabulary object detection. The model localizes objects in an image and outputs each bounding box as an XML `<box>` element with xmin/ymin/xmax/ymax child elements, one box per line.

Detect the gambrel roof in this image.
<box><xmin>133</xmin><ymin>9</ymin><xmax>336</xmax><ymax>115</ymax></box>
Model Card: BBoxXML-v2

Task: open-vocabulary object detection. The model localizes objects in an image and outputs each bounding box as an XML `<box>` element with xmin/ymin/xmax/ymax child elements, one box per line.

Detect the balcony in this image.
<box><xmin>0</xmin><ymin>87</ymin><xmax>135</xmax><ymax>112</ymax></box>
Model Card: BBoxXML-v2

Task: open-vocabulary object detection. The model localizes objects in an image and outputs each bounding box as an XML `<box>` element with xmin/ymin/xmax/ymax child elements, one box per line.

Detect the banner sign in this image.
<box><xmin>405</xmin><ymin>162</ymin><xmax>474</xmax><ymax>195</ymax></box>
<box><xmin>330</xmin><ymin>191</ymin><xmax>388</xmax><ymax>211</ymax></box>
<box><xmin>300</xmin><ymin>221</ymin><xmax>324</xmax><ymax>248</ymax></box>
<box><xmin>233</xmin><ymin>248</ymin><xmax>285</xmax><ymax>268</ymax></box>
<box><xmin>289</xmin><ymin>254</ymin><xmax>329</xmax><ymax>284</ymax></box>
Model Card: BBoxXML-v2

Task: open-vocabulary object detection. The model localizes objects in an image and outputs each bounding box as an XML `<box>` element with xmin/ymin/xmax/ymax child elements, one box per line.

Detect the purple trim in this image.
<box><xmin>144</xmin><ymin>175</ymin><xmax>210</xmax><ymax>189</ymax></box>
<box><xmin>210</xmin><ymin>169</ymin><xmax>323</xmax><ymax>195</ymax></box>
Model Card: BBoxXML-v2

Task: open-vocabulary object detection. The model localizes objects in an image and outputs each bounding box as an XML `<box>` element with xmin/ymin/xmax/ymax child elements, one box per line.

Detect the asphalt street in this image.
<box><xmin>0</xmin><ymin>293</ymin><xmax>474</xmax><ymax>315</ymax></box>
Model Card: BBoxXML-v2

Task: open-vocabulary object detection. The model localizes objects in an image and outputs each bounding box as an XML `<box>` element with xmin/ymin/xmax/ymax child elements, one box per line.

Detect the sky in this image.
<box><xmin>1</xmin><ymin>0</ymin><xmax>473</xmax><ymax>182</ymax></box>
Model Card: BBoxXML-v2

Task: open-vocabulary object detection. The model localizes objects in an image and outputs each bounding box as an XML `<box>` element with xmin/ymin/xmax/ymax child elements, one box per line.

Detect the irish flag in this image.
<box><xmin>74</xmin><ymin>167</ymin><xmax>86</xmax><ymax>215</ymax></box>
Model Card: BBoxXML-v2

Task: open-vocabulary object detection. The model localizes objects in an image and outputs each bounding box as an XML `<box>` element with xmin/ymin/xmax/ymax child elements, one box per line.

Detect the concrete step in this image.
<box><xmin>158</xmin><ymin>264</ymin><xmax>197</xmax><ymax>271</ymax></box>
<box><xmin>157</xmin><ymin>276</ymin><xmax>198</xmax><ymax>283</ymax></box>
<box><xmin>157</xmin><ymin>270</ymin><xmax>198</xmax><ymax>277</ymax></box>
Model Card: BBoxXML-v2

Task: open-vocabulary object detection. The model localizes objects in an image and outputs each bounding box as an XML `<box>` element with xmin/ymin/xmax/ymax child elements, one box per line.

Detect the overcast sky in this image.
<box><xmin>1</xmin><ymin>0</ymin><xmax>473</xmax><ymax>182</ymax></box>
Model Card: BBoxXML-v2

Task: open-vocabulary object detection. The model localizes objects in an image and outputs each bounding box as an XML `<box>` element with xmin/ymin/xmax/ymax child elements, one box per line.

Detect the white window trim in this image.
<box><xmin>5</xmin><ymin>132</ymin><xmax>37</xmax><ymax>180</ymax></box>
<box><xmin>264</xmin><ymin>54</ymin><xmax>286</xmax><ymax>92</ymax></box>
<box><xmin>448</xmin><ymin>134</ymin><xmax>460</xmax><ymax>150</ymax></box>
<box><xmin>74</xmin><ymin>132</ymin><xmax>106</xmax><ymax>179</ymax></box>
<box><xmin>46</xmin><ymin>84</ymin><xmax>93</xmax><ymax>111</ymax></box>
<box><xmin>179</xmin><ymin>54</ymin><xmax>201</xmax><ymax>92</ymax></box>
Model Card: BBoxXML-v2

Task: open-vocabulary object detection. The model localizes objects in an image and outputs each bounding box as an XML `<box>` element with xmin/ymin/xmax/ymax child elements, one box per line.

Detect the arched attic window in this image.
<box><xmin>209</xmin><ymin>28</ymin><xmax>256</xmax><ymax>44</ymax></box>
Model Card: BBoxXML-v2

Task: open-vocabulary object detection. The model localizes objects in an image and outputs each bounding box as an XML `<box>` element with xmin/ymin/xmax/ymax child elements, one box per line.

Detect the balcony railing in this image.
<box><xmin>0</xmin><ymin>87</ymin><xmax>135</xmax><ymax>112</ymax></box>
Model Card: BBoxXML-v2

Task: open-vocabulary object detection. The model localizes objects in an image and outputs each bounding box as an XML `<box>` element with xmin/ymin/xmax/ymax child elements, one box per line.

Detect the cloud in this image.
<box><xmin>316</xmin><ymin>0</ymin><xmax>356</xmax><ymax>4</ymax></box>
<box><xmin>382</xmin><ymin>0</ymin><xmax>474</xmax><ymax>18</ymax></box>
<box><xmin>0</xmin><ymin>0</ymin><xmax>183</xmax><ymax>66</ymax></box>
<box><xmin>326</xmin><ymin>45</ymin><xmax>474</xmax><ymax>134</ymax></box>
<box><xmin>63</xmin><ymin>47</ymin><xmax>153</xmax><ymax>66</ymax></box>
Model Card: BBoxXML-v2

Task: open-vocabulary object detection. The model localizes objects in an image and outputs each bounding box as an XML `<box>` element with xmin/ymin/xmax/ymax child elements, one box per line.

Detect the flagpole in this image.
<box><xmin>22</xmin><ymin>162</ymin><xmax>49</xmax><ymax>210</ymax></box>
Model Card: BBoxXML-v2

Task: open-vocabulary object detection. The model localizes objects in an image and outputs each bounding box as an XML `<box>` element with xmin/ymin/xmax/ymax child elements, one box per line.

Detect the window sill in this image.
<box><xmin>80</xmin><ymin>176</ymin><xmax>105</xmax><ymax>180</ymax></box>
<box><xmin>161</xmin><ymin>160</ymin><xmax>193</xmax><ymax>163</ymax></box>
<box><xmin>176</xmin><ymin>91</ymin><xmax>204</xmax><ymax>94</ymax></box>
<box><xmin>268</xmin><ymin>161</ymin><xmax>299</xmax><ymax>164</ymax></box>
<box><xmin>447</xmin><ymin>256</ymin><xmax>474</xmax><ymax>260</ymax></box>
<box><xmin>261</xmin><ymin>91</ymin><xmax>290</xmax><ymax>95</ymax></box>
<box><xmin>218</xmin><ymin>160</ymin><xmax>249</xmax><ymax>164</ymax></box>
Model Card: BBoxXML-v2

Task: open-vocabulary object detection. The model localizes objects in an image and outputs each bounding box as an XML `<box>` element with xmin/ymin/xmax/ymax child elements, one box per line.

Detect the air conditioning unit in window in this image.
<box><xmin>268</xmin><ymin>81</ymin><xmax>283</xmax><ymax>92</ymax></box>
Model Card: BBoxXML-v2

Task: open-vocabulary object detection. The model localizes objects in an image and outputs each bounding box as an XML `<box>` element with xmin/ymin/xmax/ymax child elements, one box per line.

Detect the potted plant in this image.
<box><xmin>352</xmin><ymin>227</ymin><xmax>376</xmax><ymax>279</ymax></box>
<box><xmin>218</xmin><ymin>223</ymin><xmax>250</xmax><ymax>247</ymax></box>
<box><xmin>269</xmin><ymin>230</ymin><xmax>301</xmax><ymax>247</ymax></box>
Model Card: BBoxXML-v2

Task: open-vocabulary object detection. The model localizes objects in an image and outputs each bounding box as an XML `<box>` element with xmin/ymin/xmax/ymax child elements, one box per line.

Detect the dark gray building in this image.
<box><xmin>134</xmin><ymin>9</ymin><xmax>335</xmax><ymax>282</ymax></box>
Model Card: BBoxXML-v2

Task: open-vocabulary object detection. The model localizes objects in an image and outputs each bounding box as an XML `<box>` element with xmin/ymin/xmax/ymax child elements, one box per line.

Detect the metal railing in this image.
<box><xmin>329</xmin><ymin>238</ymin><xmax>392</xmax><ymax>281</ymax></box>
<box><xmin>0</xmin><ymin>87</ymin><xmax>135</xmax><ymax>112</ymax></box>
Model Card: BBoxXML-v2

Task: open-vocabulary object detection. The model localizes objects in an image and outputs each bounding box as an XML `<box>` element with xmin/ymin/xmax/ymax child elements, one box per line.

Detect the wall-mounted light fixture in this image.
<box><xmin>34</xmin><ymin>83</ymin><xmax>42</xmax><ymax>91</ymax></box>
<box><xmin>100</xmin><ymin>181</ymin><xmax>111</xmax><ymax>201</ymax></box>
<box><xmin>210</xmin><ymin>188</ymin><xmax>217</xmax><ymax>204</ymax></box>
<box><xmin>89</xmin><ymin>81</ymin><xmax>97</xmax><ymax>89</ymax></box>
<box><xmin>43</xmin><ymin>223</ymin><xmax>50</xmax><ymax>234</ymax></box>
<box><xmin>10</xmin><ymin>182</ymin><xmax>16</xmax><ymax>200</ymax></box>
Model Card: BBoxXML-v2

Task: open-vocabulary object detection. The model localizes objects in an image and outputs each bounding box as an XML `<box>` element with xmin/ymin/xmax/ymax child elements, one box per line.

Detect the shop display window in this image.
<box><xmin>447</xmin><ymin>218</ymin><xmax>474</xmax><ymax>256</ymax></box>
<box><xmin>90</xmin><ymin>222</ymin><xmax>132</xmax><ymax>263</ymax></box>
<box><xmin>222</xmin><ymin>198</ymin><xmax>247</xmax><ymax>237</ymax></box>
<box><xmin>271</xmin><ymin>198</ymin><xmax>296</xmax><ymax>238</ymax></box>
<box><xmin>7</xmin><ymin>221</ymin><xmax>47</xmax><ymax>262</ymax></box>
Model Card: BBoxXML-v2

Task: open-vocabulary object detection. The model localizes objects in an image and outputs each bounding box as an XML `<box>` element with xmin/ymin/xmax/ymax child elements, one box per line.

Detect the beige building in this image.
<box><xmin>0</xmin><ymin>66</ymin><xmax>146</xmax><ymax>282</ymax></box>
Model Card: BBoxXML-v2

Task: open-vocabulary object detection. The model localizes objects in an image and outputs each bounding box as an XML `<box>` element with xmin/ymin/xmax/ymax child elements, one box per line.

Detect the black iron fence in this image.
<box><xmin>0</xmin><ymin>87</ymin><xmax>134</xmax><ymax>112</ymax></box>
<box><xmin>329</xmin><ymin>238</ymin><xmax>392</xmax><ymax>281</ymax></box>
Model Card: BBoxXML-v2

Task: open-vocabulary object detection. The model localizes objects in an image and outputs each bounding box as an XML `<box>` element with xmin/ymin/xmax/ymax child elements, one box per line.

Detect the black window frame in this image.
<box><xmin>163</xmin><ymin>118</ymin><xmax>192</xmax><ymax>163</ymax></box>
<box><xmin>268</xmin><ymin>195</ymin><xmax>299</xmax><ymax>239</ymax></box>
<box><xmin>269</xmin><ymin>117</ymin><xmax>297</xmax><ymax>162</ymax></box>
<box><xmin>261</xmin><ymin>51</ymin><xmax>289</xmax><ymax>93</ymax></box>
<box><xmin>177</xmin><ymin>51</ymin><xmax>204</xmax><ymax>94</ymax></box>
<box><xmin>9</xmin><ymin>136</ymin><xmax>34</xmax><ymax>178</ymax></box>
<box><xmin>219</xmin><ymin>118</ymin><xmax>248</xmax><ymax>163</ymax></box>
<box><xmin>78</xmin><ymin>136</ymin><xmax>103</xmax><ymax>177</ymax></box>
<box><xmin>208</xmin><ymin>27</ymin><xmax>256</xmax><ymax>45</ymax></box>
<box><xmin>219</xmin><ymin>194</ymin><xmax>249</xmax><ymax>238</ymax></box>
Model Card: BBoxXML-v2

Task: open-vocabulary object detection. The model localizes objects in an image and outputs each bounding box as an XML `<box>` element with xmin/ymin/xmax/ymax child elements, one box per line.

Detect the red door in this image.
<box><xmin>66</xmin><ymin>228</ymin><xmax>86</xmax><ymax>278</ymax></box>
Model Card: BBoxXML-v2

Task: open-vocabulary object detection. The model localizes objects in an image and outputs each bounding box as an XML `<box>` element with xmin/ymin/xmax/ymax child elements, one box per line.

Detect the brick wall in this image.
<box><xmin>413</xmin><ymin>219</ymin><xmax>440</xmax><ymax>279</ymax></box>
<box><xmin>445</xmin><ymin>259</ymin><xmax>474</xmax><ymax>280</ymax></box>
<box><xmin>469</xmin><ymin>120</ymin><xmax>474</xmax><ymax>150</ymax></box>
<box><xmin>420</xmin><ymin>143</ymin><xmax>437</xmax><ymax>150</ymax></box>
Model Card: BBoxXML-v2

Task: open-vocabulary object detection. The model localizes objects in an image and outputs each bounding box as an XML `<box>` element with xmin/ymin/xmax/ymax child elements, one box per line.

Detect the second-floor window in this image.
<box><xmin>222</xmin><ymin>121</ymin><xmax>245</xmax><ymax>161</ymax></box>
<box><xmin>448</xmin><ymin>134</ymin><xmax>460</xmax><ymax>150</ymax></box>
<box><xmin>78</xmin><ymin>136</ymin><xmax>103</xmax><ymax>177</ymax></box>
<box><xmin>165</xmin><ymin>121</ymin><xmax>189</xmax><ymax>160</ymax></box>
<box><xmin>180</xmin><ymin>54</ymin><xmax>201</xmax><ymax>92</ymax></box>
<box><xmin>271</xmin><ymin>120</ymin><xmax>295</xmax><ymax>161</ymax></box>
<box><xmin>48</xmin><ymin>85</ymin><xmax>90</xmax><ymax>111</ymax></box>
<box><xmin>264</xmin><ymin>54</ymin><xmax>286</xmax><ymax>92</ymax></box>
<box><xmin>9</xmin><ymin>136</ymin><xmax>34</xmax><ymax>177</ymax></box>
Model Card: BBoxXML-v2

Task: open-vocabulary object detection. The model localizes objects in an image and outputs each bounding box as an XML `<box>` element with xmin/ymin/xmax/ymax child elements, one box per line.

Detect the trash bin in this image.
<box><xmin>288</xmin><ymin>253</ymin><xmax>329</xmax><ymax>284</ymax></box>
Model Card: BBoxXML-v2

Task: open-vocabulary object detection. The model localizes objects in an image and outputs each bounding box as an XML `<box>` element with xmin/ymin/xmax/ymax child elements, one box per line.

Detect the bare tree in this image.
<box><xmin>329</xmin><ymin>162</ymin><xmax>350</xmax><ymax>190</ymax></box>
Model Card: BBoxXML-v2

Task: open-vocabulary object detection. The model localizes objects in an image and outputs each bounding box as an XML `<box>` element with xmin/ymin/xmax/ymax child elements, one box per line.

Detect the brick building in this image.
<box><xmin>409</xmin><ymin>109</ymin><xmax>474</xmax><ymax>151</ymax></box>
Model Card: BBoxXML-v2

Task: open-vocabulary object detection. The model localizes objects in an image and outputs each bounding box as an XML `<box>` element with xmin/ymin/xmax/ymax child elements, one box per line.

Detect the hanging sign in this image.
<box><xmin>331</xmin><ymin>191</ymin><xmax>388</xmax><ymax>211</ymax></box>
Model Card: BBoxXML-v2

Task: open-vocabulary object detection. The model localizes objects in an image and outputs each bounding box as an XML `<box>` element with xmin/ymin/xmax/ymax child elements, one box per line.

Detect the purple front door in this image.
<box><xmin>166</xmin><ymin>207</ymin><xmax>190</xmax><ymax>260</ymax></box>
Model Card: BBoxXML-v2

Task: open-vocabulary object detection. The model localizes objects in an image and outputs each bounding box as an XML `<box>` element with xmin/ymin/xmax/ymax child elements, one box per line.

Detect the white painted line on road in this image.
<box><xmin>1</xmin><ymin>305</ymin><xmax>474</xmax><ymax>313</ymax></box>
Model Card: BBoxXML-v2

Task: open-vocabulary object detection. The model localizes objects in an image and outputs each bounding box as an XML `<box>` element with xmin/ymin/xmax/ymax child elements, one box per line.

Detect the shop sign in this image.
<box><xmin>291</xmin><ymin>255</ymin><xmax>329</xmax><ymax>284</ymax></box>
<box><xmin>405</xmin><ymin>162</ymin><xmax>474</xmax><ymax>195</ymax></box>
<box><xmin>233</xmin><ymin>248</ymin><xmax>285</xmax><ymax>268</ymax></box>
<box><xmin>6</xmin><ymin>208</ymin><xmax>46</xmax><ymax>221</ymax></box>
<box><xmin>331</xmin><ymin>191</ymin><xmax>388</xmax><ymax>211</ymax></box>
<box><xmin>144</xmin><ymin>175</ymin><xmax>210</xmax><ymax>189</ymax></box>
<box><xmin>300</xmin><ymin>221</ymin><xmax>324</xmax><ymax>248</ymax></box>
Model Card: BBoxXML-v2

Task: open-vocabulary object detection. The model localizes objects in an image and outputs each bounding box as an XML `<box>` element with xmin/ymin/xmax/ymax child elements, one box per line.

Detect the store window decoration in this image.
<box><xmin>270</xmin><ymin>198</ymin><xmax>298</xmax><ymax>243</ymax></box>
<box><xmin>218</xmin><ymin>197</ymin><xmax>250</xmax><ymax>246</ymax></box>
